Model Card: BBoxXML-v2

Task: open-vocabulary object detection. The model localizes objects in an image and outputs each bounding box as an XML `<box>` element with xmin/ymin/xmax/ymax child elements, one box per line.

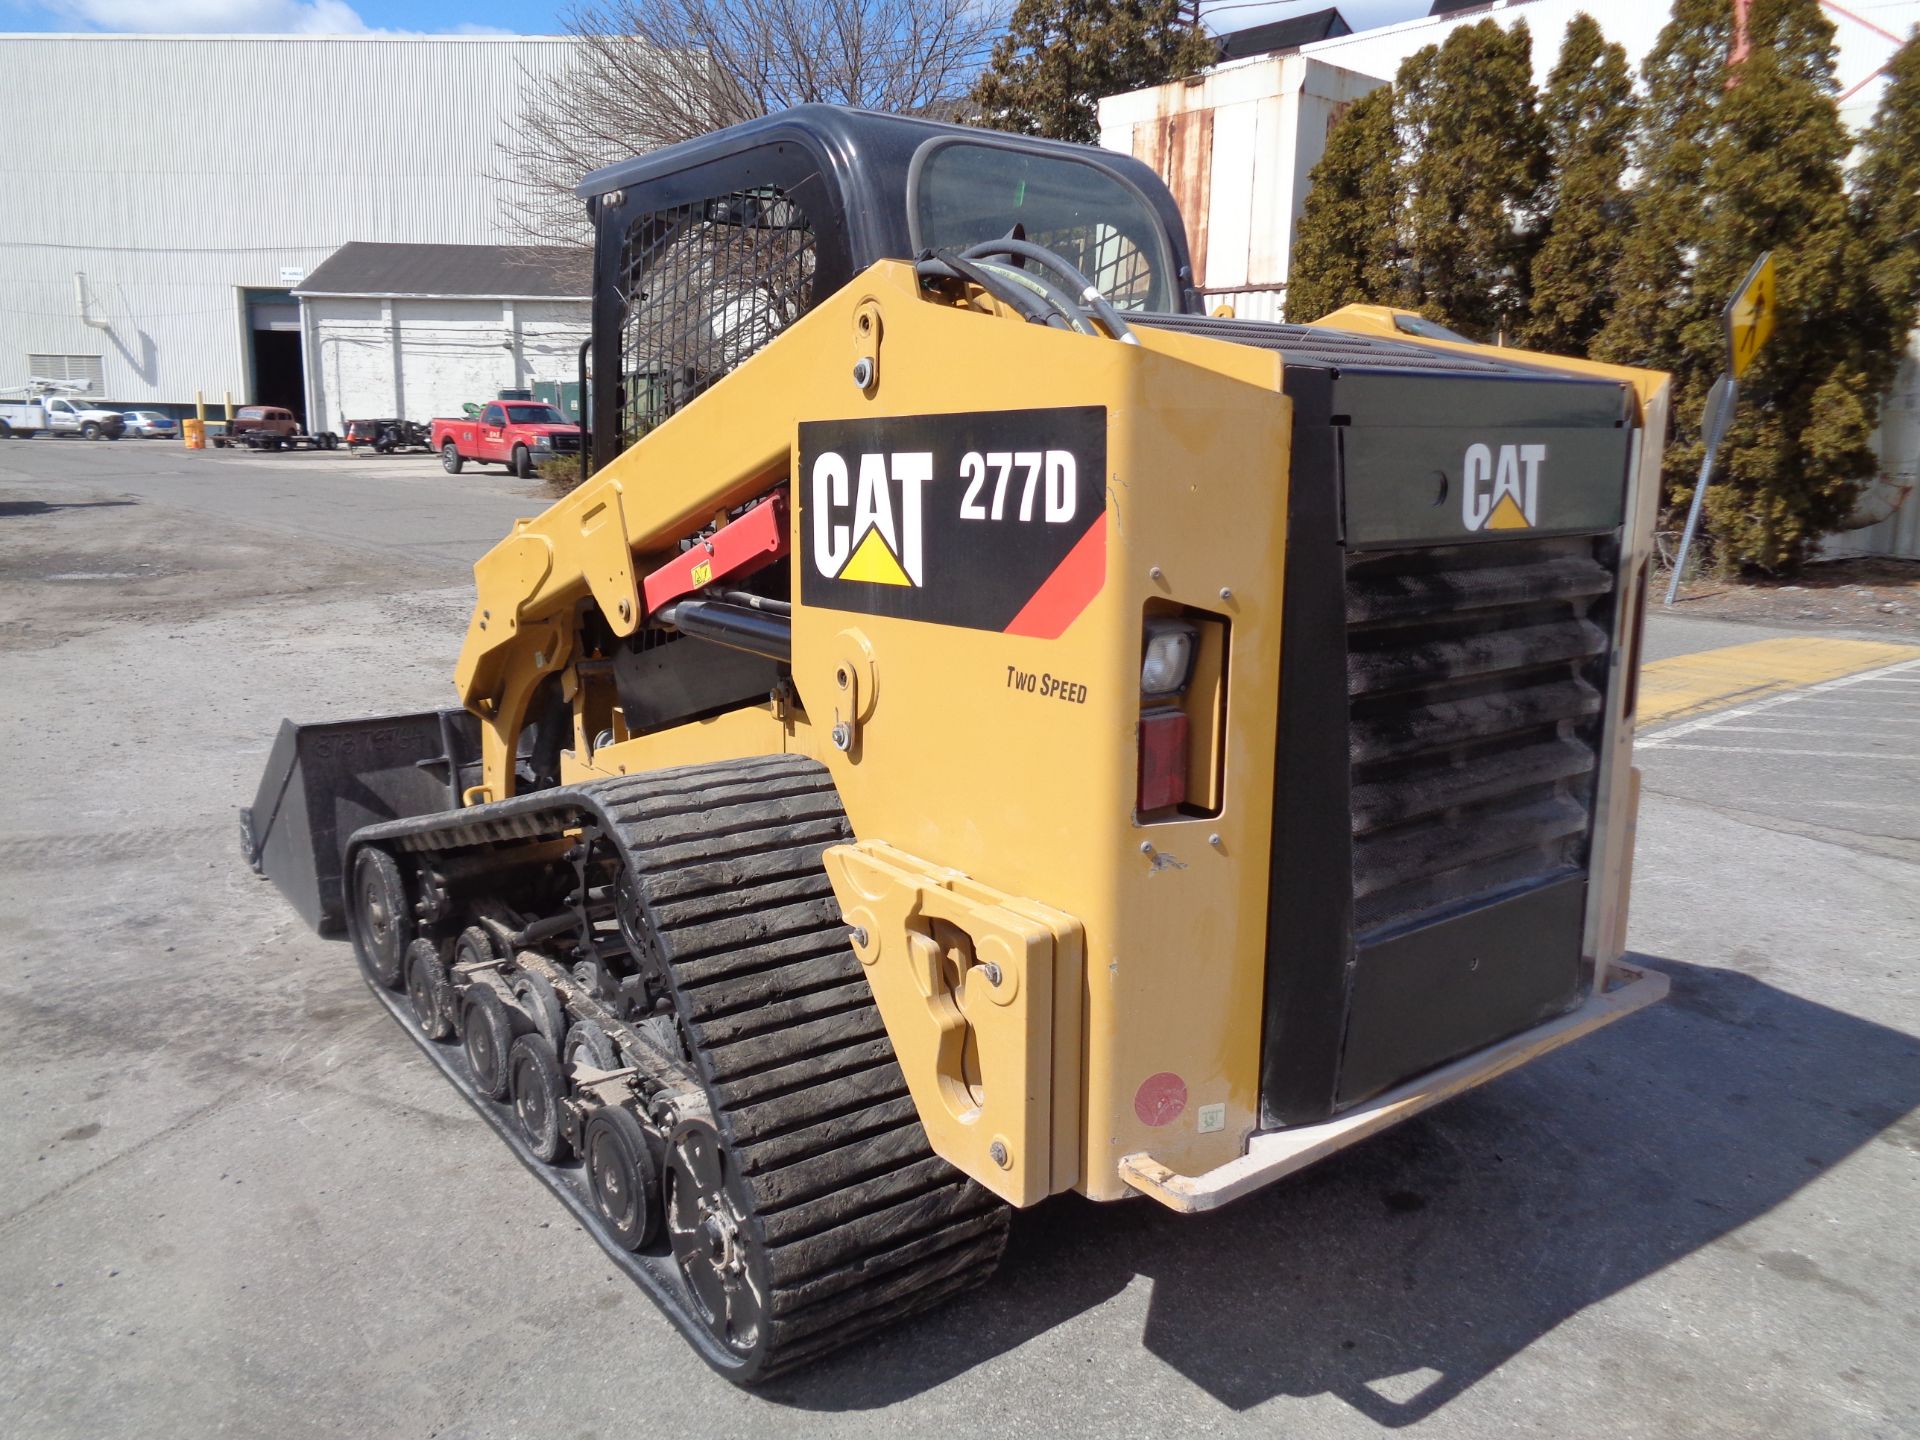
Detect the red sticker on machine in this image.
<box><xmin>1133</xmin><ymin>1071</ymin><xmax>1188</xmax><ymax>1127</ymax></box>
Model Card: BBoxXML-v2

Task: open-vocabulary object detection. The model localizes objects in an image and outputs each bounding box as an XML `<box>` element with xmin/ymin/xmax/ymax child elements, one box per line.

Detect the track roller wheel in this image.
<box><xmin>563</xmin><ymin>1019</ymin><xmax>618</xmax><ymax>1072</ymax></box>
<box><xmin>511</xmin><ymin>970</ymin><xmax>566</xmax><ymax>1051</ymax></box>
<box><xmin>462</xmin><ymin>987</ymin><xmax>514</xmax><ymax>1100</ymax></box>
<box><xmin>666</xmin><ymin>1120</ymin><xmax>765</xmax><ymax>1364</ymax></box>
<box><xmin>509</xmin><ymin>1033</ymin><xmax>572</xmax><ymax>1163</ymax></box>
<box><xmin>585</xmin><ymin>1106</ymin><xmax>660</xmax><ymax>1251</ymax></box>
<box><xmin>404</xmin><ymin>938</ymin><xmax>456</xmax><ymax>1041</ymax></box>
<box><xmin>349</xmin><ymin>848</ymin><xmax>409</xmax><ymax>989</ymax></box>
<box><xmin>452</xmin><ymin>924</ymin><xmax>500</xmax><ymax>971</ymax></box>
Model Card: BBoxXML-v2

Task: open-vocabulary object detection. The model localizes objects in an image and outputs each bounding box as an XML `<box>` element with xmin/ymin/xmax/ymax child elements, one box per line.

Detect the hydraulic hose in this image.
<box><xmin>918</xmin><ymin>252</ymin><xmax>1060</xmax><ymax>329</ymax></box>
<box><xmin>968</xmin><ymin>259</ymin><xmax>1099</xmax><ymax>337</ymax></box>
<box><xmin>959</xmin><ymin>239</ymin><xmax>1140</xmax><ymax>345</ymax></box>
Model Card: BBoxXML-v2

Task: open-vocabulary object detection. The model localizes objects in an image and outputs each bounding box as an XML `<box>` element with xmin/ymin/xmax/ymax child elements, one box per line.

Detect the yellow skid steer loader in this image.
<box><xmin>243</xmin><ymin>106</ymin><xmax>1669</xmax><ymax>1382</ymax></box>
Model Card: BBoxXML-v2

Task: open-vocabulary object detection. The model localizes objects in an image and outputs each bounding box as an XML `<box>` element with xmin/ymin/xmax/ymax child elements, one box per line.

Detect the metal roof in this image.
<box><xmin>1216</xmin><ymin>8</ymin><xmax>1352</xmax><ymax>62</ymax></box>
<box><xmin>295</xmin><ymin>242</ymin><xmax>590</xmax><ymax>299</ymax></box>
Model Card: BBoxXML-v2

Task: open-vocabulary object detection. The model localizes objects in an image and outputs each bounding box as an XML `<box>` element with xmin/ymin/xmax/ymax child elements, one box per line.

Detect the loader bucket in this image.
<box><xmin>241</xmin><ymin>709</ymin><xmax>480</xmax><ymax>935</ymax></box>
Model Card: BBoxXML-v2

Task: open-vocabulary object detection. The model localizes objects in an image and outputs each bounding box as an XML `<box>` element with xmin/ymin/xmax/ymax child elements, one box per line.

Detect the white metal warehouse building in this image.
<box><xmin>0</xmin><ymin>34</ymin><xmax>587</xmax><ymax>425</ymax></box>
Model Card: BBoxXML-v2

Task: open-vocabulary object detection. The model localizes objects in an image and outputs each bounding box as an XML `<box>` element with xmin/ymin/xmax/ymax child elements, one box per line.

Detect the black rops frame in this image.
<box><xmin>572</xmin><ymin>105</ymin><xmax>1201</xmax><ymax>472</ymax></box>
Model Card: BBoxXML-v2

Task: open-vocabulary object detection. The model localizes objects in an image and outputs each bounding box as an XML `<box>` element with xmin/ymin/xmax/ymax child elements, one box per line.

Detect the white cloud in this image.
<box><xmin>38</xmin><ymin>0</ymin><xmax>373</xmax><ymax>31</ymax></box>
<box><xmin>28</xmin><ymin>0</ymin><xmax>522</xmax><ymax>33</ymax></box>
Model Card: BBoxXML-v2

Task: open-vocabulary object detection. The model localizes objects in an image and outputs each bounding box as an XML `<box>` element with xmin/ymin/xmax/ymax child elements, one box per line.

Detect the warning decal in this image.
<box><xmin>798</xmin><ymin>406</ymin><xmax>1107</xmax><ymax>634</ymax></box>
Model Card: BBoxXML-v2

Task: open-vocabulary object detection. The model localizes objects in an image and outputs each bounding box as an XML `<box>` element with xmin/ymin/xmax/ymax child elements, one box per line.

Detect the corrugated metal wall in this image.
<box><xmin>0</xmin><ymin>35</ymin><xmax>587</xmax><ymax>407</ymax></box>
<box><xmin>1098</xmin><ymin>55</ymin><xmax>1384</xmax><ymax>317</ymax></box>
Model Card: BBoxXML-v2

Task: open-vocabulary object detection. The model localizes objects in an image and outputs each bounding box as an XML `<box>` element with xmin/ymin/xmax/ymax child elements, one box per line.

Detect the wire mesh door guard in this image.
<box><xmin>616</xmin><ymin>189</ymin><xmax>819</xmax><ymax>449</ymax></box>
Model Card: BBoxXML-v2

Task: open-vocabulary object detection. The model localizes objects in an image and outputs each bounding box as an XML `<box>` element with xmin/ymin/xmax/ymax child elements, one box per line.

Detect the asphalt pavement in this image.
<box><xmin>0</xmin><ymin>438</ymin><xmax>1915</xmax><ymax>1439</ymax></box>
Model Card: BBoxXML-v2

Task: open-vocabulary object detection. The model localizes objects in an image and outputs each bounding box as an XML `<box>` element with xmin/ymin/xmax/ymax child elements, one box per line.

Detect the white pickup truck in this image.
<box><xmin>0</xmin><ymin>392</ymin><xmax>127</xmax><ymax>440</ymax></box>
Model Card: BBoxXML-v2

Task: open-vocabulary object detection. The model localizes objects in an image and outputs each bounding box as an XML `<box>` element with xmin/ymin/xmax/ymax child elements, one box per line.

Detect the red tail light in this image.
<box><xmin>1138</xmin><ymin>708</ymin><xmax>1190</xmax><ymax>812</ymax></box>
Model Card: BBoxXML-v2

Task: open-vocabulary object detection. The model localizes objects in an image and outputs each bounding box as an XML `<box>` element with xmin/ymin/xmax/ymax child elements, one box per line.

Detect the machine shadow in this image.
<box><xmin>0</xmin><ymin>499</ymin><xmax>139</xmax><ymax>518</ymax></box>
<box><xmin>766</xmin><ymin>954</ymin><xmax>1920</xmax><ymax>1419</ymax></box>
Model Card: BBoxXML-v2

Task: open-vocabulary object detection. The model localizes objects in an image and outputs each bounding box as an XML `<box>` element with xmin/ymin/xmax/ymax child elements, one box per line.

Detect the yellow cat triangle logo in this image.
<box><xmin>1487</xmin><ymin>492</ymin><xmax>1531</xmax><ymax>530</ymax></box>
<box><xmin>838</xmin><ymin>526</ymin><xmax>912</xmax><ymax>586</ymax></box>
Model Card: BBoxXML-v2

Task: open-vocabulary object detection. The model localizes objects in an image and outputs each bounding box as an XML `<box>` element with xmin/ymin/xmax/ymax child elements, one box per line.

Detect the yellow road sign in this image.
<box><xmin>1724</xmin><ymin>252</ymin><xmax>1776</xmax><ymax>380</ymax></box>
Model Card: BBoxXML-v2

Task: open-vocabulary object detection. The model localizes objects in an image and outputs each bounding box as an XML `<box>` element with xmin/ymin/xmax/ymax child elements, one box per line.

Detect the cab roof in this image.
<box><xmin>575</xmin><ymin>104</ymin><xmax>1197</xmax><ymax>301</ymax></box>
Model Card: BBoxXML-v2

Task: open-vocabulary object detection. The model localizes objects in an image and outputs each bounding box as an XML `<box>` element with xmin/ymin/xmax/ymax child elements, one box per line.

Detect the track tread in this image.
<box><xmin>353</xmin><ymin>755</ymin><xmax>1007</xmax><ymax>1383</ymax></box>
<box><xmin>580</xmin><ymin>757</ymin><xmax>1008</xmax><ymax>1380</ymax></box>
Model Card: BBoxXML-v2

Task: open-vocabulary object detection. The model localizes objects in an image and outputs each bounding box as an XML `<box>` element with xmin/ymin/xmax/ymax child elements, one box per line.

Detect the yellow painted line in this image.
<box><xmin>1637</xmin><ymin>637</ymin><xmax>1920</xmax><ymax>727</ymax></box>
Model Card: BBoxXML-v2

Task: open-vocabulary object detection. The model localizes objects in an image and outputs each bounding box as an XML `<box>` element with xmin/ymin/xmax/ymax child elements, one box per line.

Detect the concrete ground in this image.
<box><xmin>1</xmin><ymin>440</ymin><xmax>1916</xmax><ymax>1439</ymax></box>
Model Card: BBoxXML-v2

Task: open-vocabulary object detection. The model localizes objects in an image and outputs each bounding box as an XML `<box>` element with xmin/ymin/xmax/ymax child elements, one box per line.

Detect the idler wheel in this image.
<box><xmin>349</xmin><ymin>848</ymin><xmax>409</xmax><ymax>989</ymax></box>
<box><xmin>667</xmin><ymin>1120</ymin><xmax>767</xmax><ymax>1366</ymax></box>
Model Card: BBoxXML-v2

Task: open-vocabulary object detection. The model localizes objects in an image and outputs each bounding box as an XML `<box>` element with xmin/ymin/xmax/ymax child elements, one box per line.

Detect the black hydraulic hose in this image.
<box><xmin>959</xmin><ymin>239</ymin><xmax>1140</xmax><ymax>345</ymax></box>
<box><xmin>969</xmin><ymin>258</ymin><xmax>1099</xmax><ymax>337</ymax></box>
<box><xmin>719</xmin><ymin>591</ymin><xmax>792</xmax><ymax>615</ymax></box>
<box><xmin>575</xmin><ymin>336</ymin><xmax>593</xmax><ymax>483</ymax></box>
<box><xmin>917</xmin><ymin>252</ymin><xmax>1060</xmax><ymax>329</ymax></box>
<box><xmin>656</xmin><ymin>599</ymin><xmax>791</xmax><ymax>663</ymax></box>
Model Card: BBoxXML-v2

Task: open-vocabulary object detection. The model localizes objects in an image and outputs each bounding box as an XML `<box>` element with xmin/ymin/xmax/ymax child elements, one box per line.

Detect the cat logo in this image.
<box><xmin>810</xmin><ymin>450</ymin><xmax>932</xmax><ymax>587</ymax></box>
<box><xmin>1462</xmin><ymin>441</ymin><xmax>1547</xmax><ymax>532</ymax></box>
<box><xmin>798</xmin><ymin>406</ymin><xmax>1107</xmax><ymax>635</ymax></box>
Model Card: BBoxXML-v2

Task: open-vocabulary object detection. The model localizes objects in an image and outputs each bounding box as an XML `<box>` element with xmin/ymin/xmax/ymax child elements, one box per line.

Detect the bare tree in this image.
<box><xmin>499</xmin><ymin>0</ymin><xmax>1003</xmax><ymax>246</ymax></box>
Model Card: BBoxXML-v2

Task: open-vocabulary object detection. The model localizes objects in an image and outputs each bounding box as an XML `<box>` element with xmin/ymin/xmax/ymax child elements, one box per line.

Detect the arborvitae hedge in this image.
<box><xmin>1283</xmin><ymin>1</ymin><xmax>1920</xmax><ymax>573</ymax></box>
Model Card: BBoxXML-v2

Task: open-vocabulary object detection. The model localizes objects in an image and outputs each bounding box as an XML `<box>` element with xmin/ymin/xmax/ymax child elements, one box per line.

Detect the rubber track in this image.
<box><xmin>589</xmin><ymin>754</ymin><xmax>1009</xmax><ymax>1376</ymax></box>
<box><xmin>349</xmin><ymin>753</ymin><xmax>1008</xmax><ymax>1381</ymax></box>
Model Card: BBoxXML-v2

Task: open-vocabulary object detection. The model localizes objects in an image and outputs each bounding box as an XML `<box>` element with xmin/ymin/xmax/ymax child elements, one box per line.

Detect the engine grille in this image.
<box><xmin>1345</xmin><ymin>535</ymin><xmax>1617</xmax><ymax>936</ymax></box>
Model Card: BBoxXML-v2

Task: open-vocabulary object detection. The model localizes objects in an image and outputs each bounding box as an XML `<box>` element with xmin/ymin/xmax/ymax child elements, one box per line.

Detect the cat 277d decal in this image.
<box><xmin>797</xmin><ymin>406</ymin><xmax>1106</xmax><ymax>637</ymax></box>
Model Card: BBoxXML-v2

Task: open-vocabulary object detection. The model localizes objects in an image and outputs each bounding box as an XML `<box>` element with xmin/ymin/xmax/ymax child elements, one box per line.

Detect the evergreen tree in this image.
<box><xmin>1704</xmin><ymin>0</ymin><xmax>1869</xmax><ymax>570</ymax></box>
<box><xmin>1591</xmin><ymin>0</ymin><xmax>1734</xmax><ymax>373</ymax></box>
<box><xmin>1849</xmin><ymin>33</ymin><xmax>1920</xmax><ymax>403</ymax></box>
<box><xmin>1285</xmin><ymin>87</ymin><xmax>1399</xmax><ymax>322</ymax></box>
<box><xmin>1598</xmin><ymin>0</ymin><xmax>1875</xmax><ymax>572</ymax></box>
<box><xmin>1521</xmin><ymin>14</ymin><xmax>1636</xmax><ymax>354</ymax></box>
<box><xmin>1393</xmin><ymin>19</ymin><xmax>1547</xmax><ymax>339</ymax></box>
<box><xmin>970</xmin><ymin>0</ymin><xmax>1217</xmax><ymax>144</ymax></box>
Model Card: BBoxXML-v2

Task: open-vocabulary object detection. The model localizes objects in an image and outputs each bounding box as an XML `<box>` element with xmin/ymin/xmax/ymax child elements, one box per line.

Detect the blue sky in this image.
<box><xmin>0</xmin><ymin>0</ymin><xmax>564</xmax><ymax>34</ymax></box>
<box><xmin>2</xmin><ymin>0</ymin><xmax>1429</xmax><ymax>38</ymax></box>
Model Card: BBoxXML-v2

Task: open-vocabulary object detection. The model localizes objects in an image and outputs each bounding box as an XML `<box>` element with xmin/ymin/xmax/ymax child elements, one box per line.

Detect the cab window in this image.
<box><xmin>482</xmin><ymin>404</ymin><xmax>505</xmax><ymax>427</ymax></box>
<box><xmin>909</xmin><ymin>138</ymin><xmax>1178</xmax><ymax>312</ymax></box>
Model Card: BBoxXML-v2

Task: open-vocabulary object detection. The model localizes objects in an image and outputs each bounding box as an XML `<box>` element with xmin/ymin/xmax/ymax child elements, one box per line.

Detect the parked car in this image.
<box><xmin>39</xmin><ymin>396</ymin><xmax>126</xmax><ymax>439</ymax></box>
<box><xmin>220</xmin><ymin>405</ymin><xmax>300</xmax><ymax>443</ymax></box>
<box><xmin>343</xmin><ymin>417</ymin><xmax>433</xmax><ymax>453</ymax></box>
<box><xmin>2</xmin><ymin>386</ymin><xmax>128</xmax><ymax>439</ymax></box>
<box><xmin>211</xmin><ymin>406</ymin><xmax>335</xmax><ymax>451</ymax></box>
<box><xmin>121</xmin><ymin>409</ymin><xmax>179</xmax><ymax>440</ymax></box>
<box><xmin>429</xmin><ymin>401</ymin><xmax>582</xmax><ymax>478</ymax></box>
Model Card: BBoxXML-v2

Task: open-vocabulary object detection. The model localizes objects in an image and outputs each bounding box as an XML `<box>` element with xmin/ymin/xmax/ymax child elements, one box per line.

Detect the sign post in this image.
<box><xmin>1664</xmin><ymin>252</ymin><xmax>1775</xmax><ymax>606</ymax></box>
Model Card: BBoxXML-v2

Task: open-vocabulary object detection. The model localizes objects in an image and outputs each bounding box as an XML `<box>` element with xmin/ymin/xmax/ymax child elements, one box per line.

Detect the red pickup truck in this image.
<box><xmin>430</xmin><ymin>401</ymin><xmax>582</xmax><ymax>478</ymax></box>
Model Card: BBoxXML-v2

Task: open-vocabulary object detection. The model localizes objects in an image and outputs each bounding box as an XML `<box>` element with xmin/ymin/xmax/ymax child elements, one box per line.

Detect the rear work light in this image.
<box><xmin>1137</xmin><ymin>615</ymin><xmax>1210</xmax><ymax>818</ymax></box>
<box><xmin>1141</xmin><ymin>619</ymin><xmax>1196</xmax><ymax>697</ymax></box>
